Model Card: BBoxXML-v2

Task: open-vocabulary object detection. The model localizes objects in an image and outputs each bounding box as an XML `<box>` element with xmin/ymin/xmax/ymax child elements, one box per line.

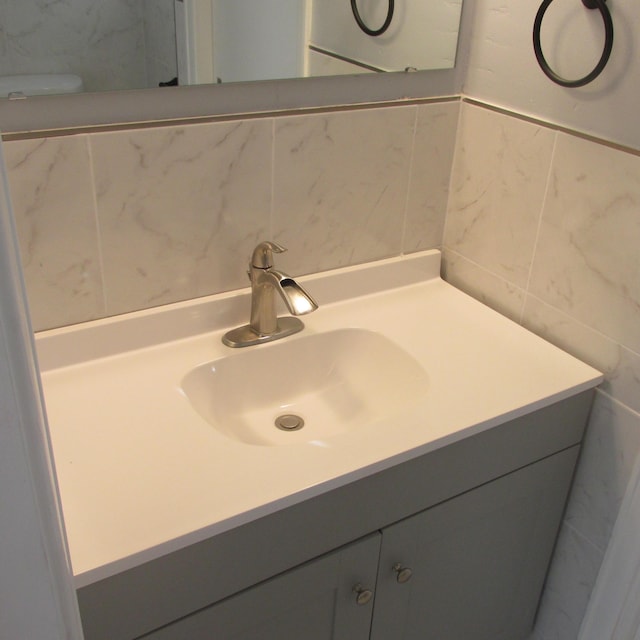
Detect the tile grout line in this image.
<box><xmin>85</xmin><ymin>135</ymin><xmax>109</xmax><ymax>318</ymax></box>
<box><xmin>269</xmin><ymin>118</ymin><xmax>276</xmax><ymax>240</ymax></box>
<box><xmin>523</xmin><ymin>289</ymin><xmax>640</xmax><ymax>360</ymax></box>
<box><xmin>440</xmin><ymin>99</ymin><xmax>465</xmax><ymax>256</ymax></box>
<box><xmin>462</xmin><ymin>97</ymin><xmax>640</xmax><ymax>159</ymax></box>
<box><xmin>594</xmin><ymin>386</ymin><xmax>640</xmax><ymax>421</ymax></box>
<box><xmin>520</xmin><ymin>130</ymin><xmax>559</xmax><ymax>325</ymax></box>
<box><xmin>442</xmin><ymin>247</ymin><xmax>528</xmax><ymax>299</ymax></box>
<box><xmin>399</xmin><ymin>106</ymin><xmax>419</xmax><ymax>254</ymax></box>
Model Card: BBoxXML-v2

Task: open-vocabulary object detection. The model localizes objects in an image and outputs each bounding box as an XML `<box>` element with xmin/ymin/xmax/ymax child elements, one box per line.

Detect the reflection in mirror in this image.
<box><xmin>0</xmin><ymin>0</ymin><xmax>463</xmax><ymax>97</ymax></box>
<box><xmin>0</xmin><ymin>0</ymin><xmax>178</xmax><ymax>94</ymax></box>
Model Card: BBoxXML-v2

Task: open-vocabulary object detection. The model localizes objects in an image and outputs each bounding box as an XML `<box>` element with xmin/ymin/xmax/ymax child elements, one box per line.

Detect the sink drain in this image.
<box><xmin>275</xmin><ymin>414</ymin><xmax>305</xmax><ymax>432</ymax></box>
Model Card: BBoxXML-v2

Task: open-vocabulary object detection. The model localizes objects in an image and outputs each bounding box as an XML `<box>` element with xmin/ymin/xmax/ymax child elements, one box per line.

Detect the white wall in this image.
<box><xmin>462</xmin><ymin>0</ymin><xmax>640</xmax><ymax>150</ymax></box>
<box><xmin>175</xmin><ymin>0</ymin><xmax>215</xmax><ymax>85</ymax></box>
<box><xmin>212</xmin><ymin>0</ymin><xmax>306</xmax><ymax>82</ymax></box>
<box><xmin>0</xmin><ymin>151</ymin><xmax>83</xmax><ymax>638</ymax></box>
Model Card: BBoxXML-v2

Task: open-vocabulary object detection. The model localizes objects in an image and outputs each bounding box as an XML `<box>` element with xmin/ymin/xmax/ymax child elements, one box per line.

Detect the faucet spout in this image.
<box><xmin>249</xmin><ymin>268</ymin><xmax>318</xmax><ymax>336</ymax></box>
<box><xmin>272</xmin><ymin>271</ymin><xmax>318</xmax><ymax>315</ymax></box>
<box><xmin>222</xmin><ymin>242</ymin><xmax>319</xmax><ymax>348</ymax></box>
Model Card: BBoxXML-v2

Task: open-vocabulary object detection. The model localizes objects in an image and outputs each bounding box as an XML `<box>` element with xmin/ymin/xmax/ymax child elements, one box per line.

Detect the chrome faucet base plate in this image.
<box><xmin>222</xmin><ymin>317</ymin><xmax>305</xmax><ymax>348</ymax></box>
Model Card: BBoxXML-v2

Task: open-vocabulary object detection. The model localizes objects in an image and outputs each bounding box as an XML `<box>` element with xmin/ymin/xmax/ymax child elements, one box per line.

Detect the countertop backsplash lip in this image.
<box><xmin>35</xmin><ymin>249</ymin><xmax>442</xmax><ymax>372</ymax></box>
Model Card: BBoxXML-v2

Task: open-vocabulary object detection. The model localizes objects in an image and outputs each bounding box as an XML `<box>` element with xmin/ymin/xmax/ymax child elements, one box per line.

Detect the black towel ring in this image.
<box><xmin>533</xmin><ymin>0</ymin><xmax>614</xmax><ymax>87</ymax></box>
<box><xmin>351</xmin><ymin>0</ymin><xmax>395</xmax><ymax>36</ymax></box>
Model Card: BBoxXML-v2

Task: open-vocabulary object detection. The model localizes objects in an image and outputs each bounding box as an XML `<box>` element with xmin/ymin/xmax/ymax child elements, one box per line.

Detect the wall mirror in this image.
<box><xmin>0</xmin><ymin>0</ymin><xmax>466</xmax><ymax>135</ymax></box>
<box><xmin>0</xmin><ymin>0</ymin><xmax>464</xmax><ymax>94</ymax></box>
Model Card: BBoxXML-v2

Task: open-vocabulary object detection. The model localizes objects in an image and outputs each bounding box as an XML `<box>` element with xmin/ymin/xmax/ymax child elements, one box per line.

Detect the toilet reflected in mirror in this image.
<box><xmin>0</xmin><ymin>73</ymin><xmax>84</xmax><ymax>98</ymax></box>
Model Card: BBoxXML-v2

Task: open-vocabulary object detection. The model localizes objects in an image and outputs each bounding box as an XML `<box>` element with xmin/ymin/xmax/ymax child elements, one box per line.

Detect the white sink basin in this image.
<box><xmin>181</xmin><ymin>328</ymin><xmax>429</xmax><ymax>446</ymax></box>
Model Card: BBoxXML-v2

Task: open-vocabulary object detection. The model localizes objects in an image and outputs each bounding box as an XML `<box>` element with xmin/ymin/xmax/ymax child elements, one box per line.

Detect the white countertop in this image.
<box><xmin>37</xmin><ymin>250</ymin><xmax>602</xmax><ymax>588</ymax></box>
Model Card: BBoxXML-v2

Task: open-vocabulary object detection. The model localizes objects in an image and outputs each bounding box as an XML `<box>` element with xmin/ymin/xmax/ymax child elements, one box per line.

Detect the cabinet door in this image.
<box><xmin>371</xmin><ymin>447</ymin><xmax>579</xmax><ymax>640</ymax></box>
<box><xmin>138</xmin><ymin>533</ymin><xmax>381</xmax><ymax>640</ymax></box>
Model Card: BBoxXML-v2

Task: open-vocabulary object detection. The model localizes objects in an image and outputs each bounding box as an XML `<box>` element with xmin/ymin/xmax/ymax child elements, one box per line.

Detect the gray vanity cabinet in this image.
<box><xmin>139</xmin><ymin>534</ymin><xmax>382</xmax><ymax>640</ymax></box>
<box><xmin>138</xmin><ymin>447</ymin><xmax>577</xmax><ymax>640</ymax></box>
<box><xmin>78</xmin><ymin>392</ymin><xmax>593</xmax><ymax>640</ymax></box>
<box><xmin>370</xmin><ymin>447</ymin><xmax>577</xmax><ymax>640</ymax></box>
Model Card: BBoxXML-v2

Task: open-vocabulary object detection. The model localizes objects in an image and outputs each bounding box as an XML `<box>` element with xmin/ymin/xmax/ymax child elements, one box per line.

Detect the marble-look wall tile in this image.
<box><xmin>6</xmin><ymin>100</ymin><xmax>458</xmax><ymax>329</ymax></box>
<box><xmin>530</xmin><ymin>522</ymin><xmax>604</xmax><ymax>640</ymax></box>
<box><xmin>3</xmin><ymin>136</ymin><xmax>105</xmax><ymax>331</ymax></box>
<box><xmin>443</xmin><ymin>104</ymin><xmax>640</xmax><ymax>640</ymax></box>
<box><xmin>273</xmin><ymin>106</ymin><xmax>416</xmax><ymax>275</ymax></box>
<box><xmin>444</xmin><ymin>103</ymin><xmax>556</xmax><ymax>287</ymax></box>
<box><xmin>523</xmin><ymin>295</ymin><xmax>640</xmax><ymax>414</ymax></box>
<box><xmin>445</xmin><ymin>104</ymin><xmax>640</xmax><ymax>412</ymax></box>
<box><xmin>529</xmin><ymin>133</ymin><xmax>640</xmax><ymax>354</ymax></box>
<box><xmin>403</xmin><ymin>102</ymin><xmax>459</xmax><ymax>252</ymax></box>
<box><xmin>441</xmin><ymin>249</ymin><xmax>525</xmax><ymax>322</ymax></box>
<box><xmin>531</xmin><ymin>395</ymin><xmax>640</xmax><ymax>640</ymax></box>
<box><xmin>90</xmin><ymin>120</ymin><xmax>272</xmax><ymax>316</ymax></box>
<box><xmin>563</xmin><ymin>393</ymin><xmax>640</xmax><ymax>552</ymax></box>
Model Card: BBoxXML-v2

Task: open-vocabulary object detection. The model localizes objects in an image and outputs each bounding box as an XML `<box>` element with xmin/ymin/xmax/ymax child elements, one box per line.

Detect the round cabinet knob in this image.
<box><xmin>393</xmin><ymin>563</ymin><xmax>413</xmax><ymax>584</ymax></box>
<box><xmin>352</xmin><ymin>583</ymin><xmax>374</xmax><ymax>606</ymax></box>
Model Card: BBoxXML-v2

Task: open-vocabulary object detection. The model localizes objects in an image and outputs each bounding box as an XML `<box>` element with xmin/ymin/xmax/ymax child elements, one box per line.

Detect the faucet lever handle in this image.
<box><xmin>251</xmin><ymin>241</ymin><xmax>286</xmax><ymax>269</ymax></box>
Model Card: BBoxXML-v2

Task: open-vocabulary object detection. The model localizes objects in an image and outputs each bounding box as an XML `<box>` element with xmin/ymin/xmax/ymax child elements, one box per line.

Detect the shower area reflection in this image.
<box><xmin>0</xmin><ymin>0</ymin><xmax>178</xmax><ymax>92</ymax></box>
<box><xmin>0</xmin><ymin>0</ymin><xmax>463</xmax><ymax>94</ymax></box>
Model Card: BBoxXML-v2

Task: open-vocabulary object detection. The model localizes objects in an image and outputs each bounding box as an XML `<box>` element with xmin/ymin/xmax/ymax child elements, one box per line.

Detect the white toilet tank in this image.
<box><xmin>0</xmin><ymin>73</ymin><xmax>84</xmax><ymax>98</ymax></box>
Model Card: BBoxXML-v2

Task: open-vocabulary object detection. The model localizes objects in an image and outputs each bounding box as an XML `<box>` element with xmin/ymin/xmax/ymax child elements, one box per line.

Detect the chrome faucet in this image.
<box><xmin>222</xmin><ymin>241</ymin><xmax>318</xmax><ymax>347</ymax></box>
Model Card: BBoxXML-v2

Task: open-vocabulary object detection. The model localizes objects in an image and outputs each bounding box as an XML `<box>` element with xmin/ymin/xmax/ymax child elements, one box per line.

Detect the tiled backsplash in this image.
<box><xmin>4</xmin><ymin>100</ymin><xmax>459</xmax><ymax>331</ymax></box>
<box><xmin>5</xmin><ymin>96</ymin><xmax>640</xmax><ymax>640</ymax></box>
<box><xmin>444</xmin><ymin>101</ymin><xmax>640</xmax><ymax>419</ymax></box>
<box><xmin>443</xmin><ymin>101</ymin><xmax>640</xmax><ymax>640</ymax></box>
